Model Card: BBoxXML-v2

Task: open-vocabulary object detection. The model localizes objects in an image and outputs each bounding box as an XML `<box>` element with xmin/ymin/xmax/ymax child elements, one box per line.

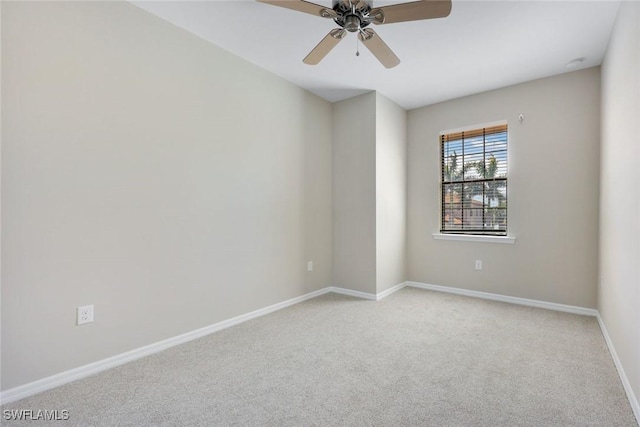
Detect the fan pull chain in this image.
<box><xmin>356</xmin><ymin>37</ymin><xmax>360</xmax><ymax>57</ymax></box>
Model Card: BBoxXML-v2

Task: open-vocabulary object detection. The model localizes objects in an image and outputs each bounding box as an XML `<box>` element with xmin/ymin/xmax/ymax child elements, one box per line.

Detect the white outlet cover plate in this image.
<box><xmin>77</xmin><ymin>305</ymin><xmax>94</xmax><ymax>325</ymax></box>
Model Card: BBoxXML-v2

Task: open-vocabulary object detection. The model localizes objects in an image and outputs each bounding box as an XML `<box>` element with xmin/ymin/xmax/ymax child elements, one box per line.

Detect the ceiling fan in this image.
<box><xmin>257</xmin><ymin>0</ymin><xmax>452</xmax><ymax>68</ymax></box>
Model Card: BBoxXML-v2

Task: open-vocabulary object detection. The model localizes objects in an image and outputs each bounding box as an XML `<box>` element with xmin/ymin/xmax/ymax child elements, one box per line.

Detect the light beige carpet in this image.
<box><xmin>2</xmin><ymin>287</ymin><xmax>637</xmax><ymax>426</ymax></box>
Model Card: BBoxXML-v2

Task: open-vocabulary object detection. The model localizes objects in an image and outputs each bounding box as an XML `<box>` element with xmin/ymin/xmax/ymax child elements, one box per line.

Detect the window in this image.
<box><xmin>440</xmin><ymin>124</ymin><xmax>507</xmax><ymax>236</ymax></box>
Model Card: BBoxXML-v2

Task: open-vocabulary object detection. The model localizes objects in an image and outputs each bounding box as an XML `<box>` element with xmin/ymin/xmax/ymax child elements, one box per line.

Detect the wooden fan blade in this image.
<box><xmin>304</xmin><ymin>29</ymin><xmax>346</xmax><ymax>65</ymax></box>
<box><xmin>370</xmin><ymin>0</ymin><xmax>452</xmax><ymax>25</ymax></box>
<box><xmin>257</xmin><ymin>0</ymin><xmax>329</xmax><ymax>18</ymax></box>
<box><xmin>358</xmin><ymin>29</ymin><xmax>400</xmax><ymax>68</ymax></box>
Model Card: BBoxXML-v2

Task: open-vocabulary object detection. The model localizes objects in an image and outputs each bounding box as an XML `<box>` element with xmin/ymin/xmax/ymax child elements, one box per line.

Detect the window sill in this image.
<box><xmin>432</xmin><ymin>233</ymin><xmax>516</xmax><ymax>244</ymax></box>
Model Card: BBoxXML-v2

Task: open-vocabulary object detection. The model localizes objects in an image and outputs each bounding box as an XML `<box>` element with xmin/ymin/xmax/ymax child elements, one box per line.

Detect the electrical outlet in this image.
<box><xmin>307</xmin><ymin>261</ymin><xmax>313</xmax><ymax>272</ymax></box>
<box><xmin>77</xmin><ymin>305</ymin><xmax>94</xmax><ymax>325</ymax></box>
<box><xmin>475</xmin><ymin>260</ymin><xmax>482</xmax><ymax>270</ymax></box>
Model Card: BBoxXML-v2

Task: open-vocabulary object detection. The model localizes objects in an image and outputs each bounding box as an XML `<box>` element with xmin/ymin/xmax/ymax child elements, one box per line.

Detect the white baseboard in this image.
<box><xmin>382</xmin><ymin>281</ymin><xmax>638</xmax><ymax>422</ymax></box>
<box><xmin>407</xmin><ymin>281</ymin><xmax>638</xmax><ymax>424</ymax></box>
<box><xmin>329</xmin><ymin>286</ymin><xmax>377</xmax><ymax>300</ymax></box>
<box><xmin>406</xmin><ymin>281</ymin><xmax>598</xmax><ymax>316</ymax></box>
<box><xmin>3</xmin><ymin>285</ymin><xmax>398</xmax><ymax>405</ymax></box>
<box><xmin>329</xmin><ymin>282</ymin><xmax>408</xmax><ymax>301</ymax></box>
<box><xmin>4</xmin><ymin>280</ymin><xmax>637</xmax><ymax>426</ymax></box>
<box><xmin>375</xmin><ymin>282</ymin><xmax>408</xmax><ymax>300</ymax></box>
<box><xmin>0</xmin><ymin>286</ymin><xmax>333</xmax><ymax>405</ymax></box>
<box><xmin>0</xmin><ymin>280</ymin><xmax>598</xmax><ymax>405</ymax></box>
<box><xmin>596</xmin><ymin>314</ymin><xmax>640</xmax><ymax>423</ymax></box>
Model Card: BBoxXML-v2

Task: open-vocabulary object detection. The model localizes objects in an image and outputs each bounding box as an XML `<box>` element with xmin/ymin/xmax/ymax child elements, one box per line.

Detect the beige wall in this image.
<box><xmin>332</xmin><ymin>93</ymin><xmax>377</xmax><ymax>294</ymax></box>
<box><xmin>375</xmin><ymin>93</ymin><xmax>407</xmax><ymax>293</ymax></box>
<box><xmin>332</xmin><ymin>92</ymin><xmax>408</xmax><ymax>295</ymax></box>
<box><xmin>1</xmin><ymin>1</ymin><xmax>332</xmax><ymax>390</ymax></box>
<box><xmin>600</xmin><ymin>0</ymin><xmax>640</xmax><ymax>413</ymax></box>
<box><xmin>407</xmin><ymin>68</ymin><xmax>601</xmax><ymax>308</ymax></box>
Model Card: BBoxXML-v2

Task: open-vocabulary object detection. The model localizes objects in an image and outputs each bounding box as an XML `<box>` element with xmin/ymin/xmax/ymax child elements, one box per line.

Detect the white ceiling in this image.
<box><xmin>132</xmin><ymin>0</ymin><xmax>620</xmax><ymax>110</ymax></box>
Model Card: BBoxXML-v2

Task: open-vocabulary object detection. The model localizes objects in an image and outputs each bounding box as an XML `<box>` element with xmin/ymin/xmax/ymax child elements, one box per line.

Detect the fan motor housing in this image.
<box><xmin>332</xmin><ymin>0</ymin><xmax>374</xmax><ymax>32</ymax></box>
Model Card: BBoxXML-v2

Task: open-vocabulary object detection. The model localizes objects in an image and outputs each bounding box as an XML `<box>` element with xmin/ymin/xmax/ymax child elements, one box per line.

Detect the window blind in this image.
<box><xmin>440</xmin><ymin>124</ymin><xmax>508</xmax><ymax>235</ymax></box>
